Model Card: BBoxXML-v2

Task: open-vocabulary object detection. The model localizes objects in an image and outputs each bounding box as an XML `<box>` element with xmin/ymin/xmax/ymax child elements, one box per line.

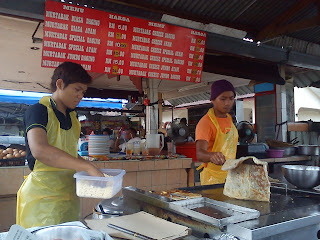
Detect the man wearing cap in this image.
<box><xmin>195</xmin><ymin>80</ymin><xmax>238</xmax><ymax>185</ymax></box>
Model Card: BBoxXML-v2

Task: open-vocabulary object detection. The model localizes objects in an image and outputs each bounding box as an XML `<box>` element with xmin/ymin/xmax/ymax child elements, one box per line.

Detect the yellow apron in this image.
<box><xmin>198</xmin><ymin>108</ymin><xmax>238</xmax><ymax>185</ymax></box>
<box><xmin>16</xmin><ymin>96</ymin><xmax>81</xmax><ymax>228</ymax></box>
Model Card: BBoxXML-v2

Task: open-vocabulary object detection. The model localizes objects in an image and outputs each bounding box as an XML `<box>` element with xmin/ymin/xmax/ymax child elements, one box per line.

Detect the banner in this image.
<box><xmin>42</xmin><ymin>1</ymin><xmax>206</xmax><ymax>82</ymax></box>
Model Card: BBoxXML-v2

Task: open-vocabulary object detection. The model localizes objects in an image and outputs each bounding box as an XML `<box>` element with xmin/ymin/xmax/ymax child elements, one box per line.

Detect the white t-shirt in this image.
<box><xmin>119</xmin><ymin>137</ymin><xmax>141</xmax><ymax>152</ymax></box>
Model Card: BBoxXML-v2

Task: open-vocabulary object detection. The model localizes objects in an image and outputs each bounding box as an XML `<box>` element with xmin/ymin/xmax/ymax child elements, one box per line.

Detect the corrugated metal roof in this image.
<box><xmin>80</xmin><ymin>0</ymin><xmax>320</xmax><ymax>45</ymax></box>
<box><xmin>167</xmin><ymin>85</ymin><xmax>254</xmax><ymax>106</ymax></box>
<box><xmin>265</xmin><ymin>36</ymin><xmax>320</xmax><ymax>57</ymax></box>
<box><xmin>294</xmin><ymin>70</ymin><xmax>320</xmax><ymax>88</ymax></box>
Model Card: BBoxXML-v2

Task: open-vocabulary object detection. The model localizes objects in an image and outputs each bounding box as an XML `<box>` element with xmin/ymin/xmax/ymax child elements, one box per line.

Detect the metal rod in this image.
<box><xmin>107</xmin><ymin>224</ymin><xmax>153</xmax><ymax>240</ymax></box>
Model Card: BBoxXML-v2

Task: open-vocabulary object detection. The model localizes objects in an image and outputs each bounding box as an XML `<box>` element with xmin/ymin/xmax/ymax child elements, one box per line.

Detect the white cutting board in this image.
<box><xmin>86</xmin><ymin>211</ymin><xmax>191</xmax><ymax>240</ymax></box>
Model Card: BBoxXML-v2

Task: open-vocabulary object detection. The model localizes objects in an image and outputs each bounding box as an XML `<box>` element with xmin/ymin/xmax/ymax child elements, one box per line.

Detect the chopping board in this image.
<box><xmin>86</xmin><ymin>211</ymin><xmax>191</xmax><ymax>240</ymax></box>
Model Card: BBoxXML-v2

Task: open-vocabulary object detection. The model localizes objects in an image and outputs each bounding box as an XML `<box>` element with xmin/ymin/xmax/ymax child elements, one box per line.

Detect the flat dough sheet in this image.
<box><xmin>222</xmin><ymin>156</ymin><xmax>270</xmax><ymax>202</ymax></box>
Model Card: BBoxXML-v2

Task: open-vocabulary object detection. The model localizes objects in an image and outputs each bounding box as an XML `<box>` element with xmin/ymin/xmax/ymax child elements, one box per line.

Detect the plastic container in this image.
<box><xmin>175</xmin><ymin>142</ymin><xmax>197</xmax><ymax>161</ymax></box>
<box><xmin>74</xmin><ymin>169</ymin><xmax>126</xmax><ymax>199</ymax></box>
<box><xmin>265</xmin><ymin>149</ymin><xmax>284</xmax><ymax>158</ymax></box>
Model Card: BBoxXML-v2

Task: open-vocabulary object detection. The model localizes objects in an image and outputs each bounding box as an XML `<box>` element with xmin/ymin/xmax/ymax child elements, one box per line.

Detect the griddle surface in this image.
<box><xmin>180</xmin><ymin>185</ymin><xmax>320</xmax><ymax>229</ymax></box>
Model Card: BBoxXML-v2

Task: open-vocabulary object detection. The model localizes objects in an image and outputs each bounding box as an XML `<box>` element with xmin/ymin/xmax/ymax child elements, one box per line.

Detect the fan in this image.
<box><xmin>166</xmin><ymin>120</ymin><xmax>189</xmax><ymax>143</ymax></box>
<box><xmin>237</xmin><ymin>121</ymin><xmax>255</xmax><ymax>144</ymax></box>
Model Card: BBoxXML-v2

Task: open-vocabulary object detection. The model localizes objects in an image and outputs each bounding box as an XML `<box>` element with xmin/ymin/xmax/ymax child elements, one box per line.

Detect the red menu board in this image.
<box><xmin>42</xmin><ymin>1</ymin><xmax>206</xmax><ymax>82</ymax></box>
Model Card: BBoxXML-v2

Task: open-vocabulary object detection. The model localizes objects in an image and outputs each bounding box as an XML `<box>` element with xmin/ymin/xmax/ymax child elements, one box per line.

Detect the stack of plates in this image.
<box><xmin>88</xmin><ymin>135</ymin><xmax>110</xmax><ymax>156</ymax></box>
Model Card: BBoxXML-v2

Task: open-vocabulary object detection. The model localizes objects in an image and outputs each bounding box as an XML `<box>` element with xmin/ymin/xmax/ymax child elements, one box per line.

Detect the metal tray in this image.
<box><xmin>168</xmin><ymin>197</ymin><xmax>260</xmax><ymax>228</ymax></box>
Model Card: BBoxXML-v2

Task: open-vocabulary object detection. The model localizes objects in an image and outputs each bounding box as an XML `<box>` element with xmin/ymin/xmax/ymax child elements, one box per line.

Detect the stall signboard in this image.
<box><xmin>42</xmin><ymin>1</ymin><xmax>206</xmax><ymax>82</ymax></box>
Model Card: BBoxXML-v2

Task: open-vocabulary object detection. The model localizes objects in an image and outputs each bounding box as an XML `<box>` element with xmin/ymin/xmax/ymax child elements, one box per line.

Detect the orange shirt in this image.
<box><xmin>195</xmin><ymin>113</ymin><xmax>232</xmax><ymax>152</ymax></box>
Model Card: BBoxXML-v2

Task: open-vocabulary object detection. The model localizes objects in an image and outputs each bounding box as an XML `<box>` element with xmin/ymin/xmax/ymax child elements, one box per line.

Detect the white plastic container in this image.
<box><xmin>73</xmin><ymin>169</ymin><xmax>126</xmax><ymax>199</ymax></box>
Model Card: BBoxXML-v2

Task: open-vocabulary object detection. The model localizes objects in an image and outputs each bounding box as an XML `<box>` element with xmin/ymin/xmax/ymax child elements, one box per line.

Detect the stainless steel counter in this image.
<box><xmin>123</xmin><ymin>184</ymin><xmax>320</xmax><ymax>240</ymax></box>
<box><xmin>180</xmin><ymin>184</ymin><xmax>320</xmax><ymax>240</ymax></box>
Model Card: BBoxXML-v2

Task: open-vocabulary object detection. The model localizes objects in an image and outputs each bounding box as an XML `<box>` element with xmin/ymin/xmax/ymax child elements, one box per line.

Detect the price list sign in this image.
<box><xmin>42</xmin><ymin>1</ymin><xmax>206</xmax><ymax>82</ymax></box>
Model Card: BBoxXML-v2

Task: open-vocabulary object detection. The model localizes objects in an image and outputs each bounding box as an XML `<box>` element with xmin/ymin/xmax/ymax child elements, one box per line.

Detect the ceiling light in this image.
<box><xmin>243</xmin><ymin>37</ymin><xmax>253</xmax><ymax>42</ymax></box>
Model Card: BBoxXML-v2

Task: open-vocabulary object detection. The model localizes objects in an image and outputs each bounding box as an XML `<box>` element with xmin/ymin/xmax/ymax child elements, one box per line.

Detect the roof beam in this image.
<box><xmin>85</xmin><ymin>87</ymin><xmax>143</xmax><ymax>99</ymax></box>
<box><xmin>205</xmin><ymin>31</ymin><xmax>320</xmax><ymax>71</ymax></box>
<box><xmin>203</xmin><ymin>55</ymin><xmax>285</xmax><ymax>85</ymax></box>
<box><xmin>256</xmin><ymin>0</ymin><xmax>317</xmax><ymax>40</ymax></box>
<box><xmin>258</xmin><ymin>16</ymin><xmax>320</xmax><ymax>41</ymax></box>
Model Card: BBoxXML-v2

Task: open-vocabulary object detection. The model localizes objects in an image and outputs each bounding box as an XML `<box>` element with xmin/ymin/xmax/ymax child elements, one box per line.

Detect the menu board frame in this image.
<box><xmin>41</xmin><ymin>1</ymin><xmax>207</xmax><ymax>83</ymax></box>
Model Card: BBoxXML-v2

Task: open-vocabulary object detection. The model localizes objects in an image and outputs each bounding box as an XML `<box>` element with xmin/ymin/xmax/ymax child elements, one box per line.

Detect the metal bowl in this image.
<box><xmin>282</xmin><ymin>165</ymin><xmax>320</xmax><ymax>189</ymax></box>
<box><xmin>297</xmin><ymin>145</ymin><xmax>320</xmax><ymax>156</ymax></box>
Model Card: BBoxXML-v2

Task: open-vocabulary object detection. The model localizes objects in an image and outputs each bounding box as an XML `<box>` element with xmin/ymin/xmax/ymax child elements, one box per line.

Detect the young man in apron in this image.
<box><xmin>195</xmin><ymin>80</ymin><xmax>238</xmax><ymax>185</ymax></box>
<box><xmin>16</xmin><ymin>62</ymin><xmax>104</xmax><ymax>228</ymax></box>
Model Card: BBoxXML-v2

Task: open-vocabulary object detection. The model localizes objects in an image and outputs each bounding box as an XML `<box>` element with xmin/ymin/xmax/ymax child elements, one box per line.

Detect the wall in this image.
<box><xmin>162</xmin><ymin>108</ymin><xmax>188</xmax><ymax>124</ymax></box>
<box><xmin>242</xmin><ymin>98</ymin><xmax>255</xmax><ymax>123</ymax></box>
<box><xmin>297</xmin><ymin>108</ymin><xmax>320</xmax><ymax>121</ymax></box>
<box><xmin>295</xmin><ymin>87</ymin><xmax>320</xmax><ymax>121</ymax></box>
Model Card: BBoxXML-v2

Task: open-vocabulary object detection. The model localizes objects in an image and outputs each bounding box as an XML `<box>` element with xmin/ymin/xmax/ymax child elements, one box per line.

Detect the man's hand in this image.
<box><xmin>196</xmin><ymin>140</ymin><xmax>226</xmax><ymax>165</ymax></box>
<box><xmin>86</xmin><ymin>164</ymin><xmax>104</xmax><ymax>177</ymax></box>
<box><xmin>209</xmin><ymin>152</ymin><xmax>226</xmax><ymax>165</ymax></box>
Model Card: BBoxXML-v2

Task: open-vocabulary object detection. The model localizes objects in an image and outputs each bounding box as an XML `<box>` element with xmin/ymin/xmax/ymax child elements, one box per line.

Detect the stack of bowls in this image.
<box><xmin>88</xmin><ymin>135</ymin><xmax>110</xmax><ymax>156</ymax></box>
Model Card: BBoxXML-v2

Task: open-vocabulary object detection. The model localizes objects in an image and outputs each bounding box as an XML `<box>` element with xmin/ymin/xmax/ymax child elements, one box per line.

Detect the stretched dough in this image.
<box><xmin>222</xmin><ymin>156</ymin><xmax>270</xmax><ymax>202</ymax></box>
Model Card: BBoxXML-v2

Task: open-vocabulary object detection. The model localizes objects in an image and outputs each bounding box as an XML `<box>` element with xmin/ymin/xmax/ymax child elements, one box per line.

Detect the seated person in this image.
<box><xmin>115</xmin><ymin>127</ymin><xmax>141</xmax><ymax>153</ymax></box>
<box><xmin>180</xmin><ymin>117</ymin><xmax>195</xmax><ymax>142</ymax></box>
<box><xmin>102</xmin><ymin>128</ymin><xmax>115</xmax><ymax>152</ymax></box>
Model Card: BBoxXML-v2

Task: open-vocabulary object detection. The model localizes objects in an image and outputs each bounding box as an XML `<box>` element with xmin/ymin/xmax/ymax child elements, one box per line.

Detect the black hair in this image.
<box><xmin>180</xmin><ymin>118</ymin><xmax>187</xmax><ymax>125</ymax></box>
<box><xmin>128</xmin><ymin>127</ymin><xmax>137</xmax><ymax>136</ymax></box>
<box><xmin>50</xmin><ymin>61</ymin><xmax>92</xmax><ymax>92</ymax></box>
<box><xmin>103</xmin><ymin>128</ymin><xmax>113</xmax><ymax>135</ymax></box>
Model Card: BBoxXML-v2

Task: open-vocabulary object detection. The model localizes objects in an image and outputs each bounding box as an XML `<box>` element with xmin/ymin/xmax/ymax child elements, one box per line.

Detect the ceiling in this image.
<box><xmin>1</xmin><ymin>0</ymin><xmax>320</xmax><ymax>106</ymax></box>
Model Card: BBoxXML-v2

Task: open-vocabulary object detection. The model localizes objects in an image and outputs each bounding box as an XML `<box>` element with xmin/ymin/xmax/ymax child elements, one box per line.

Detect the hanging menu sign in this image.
<box><xmin>42</xmin><ymin>1</ymin><xmax>206</xmax><ymax>82</ymax></box>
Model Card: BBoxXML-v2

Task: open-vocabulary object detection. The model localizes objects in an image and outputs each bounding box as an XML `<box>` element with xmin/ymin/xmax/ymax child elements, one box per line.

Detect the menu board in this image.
<box><xmin>42</xmin><ymin>1</ymin><xmax>206</xmax><ymax>82</ymax></box>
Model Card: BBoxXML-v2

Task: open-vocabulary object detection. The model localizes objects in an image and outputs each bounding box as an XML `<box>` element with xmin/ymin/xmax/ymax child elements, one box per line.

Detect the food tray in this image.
<box><xmin>169</xmin><ymin>197</ymin><xmax>260</xmax><ymax>228</ymax></box>
<box><xmin>74</xmin><ymin>169</ymin><xmax>126</xmax><ymax>199</ymax></box>
<box><xmin>0</xmin><ymin>157</ymin><xmax>26</xmax><ymax>167</ymax></box>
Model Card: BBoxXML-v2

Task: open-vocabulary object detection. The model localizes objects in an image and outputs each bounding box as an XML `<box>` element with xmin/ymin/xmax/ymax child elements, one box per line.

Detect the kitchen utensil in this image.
<box><xmin>108</xmin><ymin>224</ymin><xmax>152</xmax><ymax>240</ymax></box>
<box><xmin>146</xmin><ymin>133</ymin><xmax>164</xmax><ymax>155</ymax></box>
<box><xmin>92</xmin><ymin>196</ymin><xmax>124</xmax><ymax>219</ymax></box>
<box><xmin>273</xmin><ymin>146</ymin><xmax>297</xmax><ymax>156</ymax></box>
<box><xmin>282</xmin><ymin>165</ymin><xmax>320</xmax><ymax>189</ymax></box>
<box><xmin>265</xmin><ymin>149</ymin><xmax>284</xmax><ymax>158</ymax></box>
<box><xmin>297</xmin><ymin>145</ymin><xmax>320</xmax><ymax>156</ymax></box>
<box><xmin>169</xmin><ymin>197</ymin><xmax>260</xmax><ymax>228</ymax></box>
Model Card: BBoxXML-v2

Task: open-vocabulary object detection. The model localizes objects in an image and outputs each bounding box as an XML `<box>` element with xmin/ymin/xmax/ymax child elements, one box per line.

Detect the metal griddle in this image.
<box><xmin>123</xmin><ymin>184</ymin><xmax>320</xmax><ymax>239</ymax></box>
<box><xmin>179</xmin><ymin>184</ymin><xmax>320</xmax><ymax>239</ymax></box>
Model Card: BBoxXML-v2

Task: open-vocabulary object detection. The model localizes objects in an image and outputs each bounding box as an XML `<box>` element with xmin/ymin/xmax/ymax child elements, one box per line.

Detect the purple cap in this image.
<box><xmin>210</xmin><ymin>80</ymin><xmax>236</xmax><ymax>100</ymax></box>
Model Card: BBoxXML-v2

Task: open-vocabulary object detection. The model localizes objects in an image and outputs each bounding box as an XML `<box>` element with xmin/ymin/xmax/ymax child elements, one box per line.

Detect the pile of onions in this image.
<box><xmin>0</xmin><ymin>148</ymin><xmax>26</xmax><ymax>159</ymax></box>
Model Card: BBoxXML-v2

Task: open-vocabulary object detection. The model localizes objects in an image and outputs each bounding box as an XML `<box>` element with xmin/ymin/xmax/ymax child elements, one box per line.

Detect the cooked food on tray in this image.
<box><xmin>155</xmin><ymin>189</ymin><xmax>202</xmax><ymax>200</ymax></box>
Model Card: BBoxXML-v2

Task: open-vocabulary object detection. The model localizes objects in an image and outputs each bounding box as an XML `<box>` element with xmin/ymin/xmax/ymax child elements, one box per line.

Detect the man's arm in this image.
<box><xmin>196</xmin><ymin>140</ymin><xmax>226</xmax><ymax>165</ymax></box>
<box><xmin>28</xmin><ymin>128</ymin><xmax>104</xmax><ymax>177</ymax></box>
